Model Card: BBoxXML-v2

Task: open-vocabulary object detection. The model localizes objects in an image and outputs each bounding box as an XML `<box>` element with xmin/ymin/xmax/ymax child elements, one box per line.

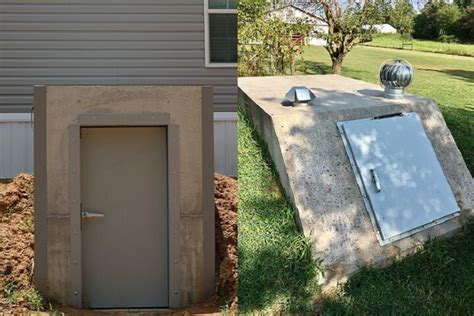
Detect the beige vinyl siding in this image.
<box><xmin>0</xmin><ymin>0</ymin><xmax>237</xmax><ymax>113</ymax></box>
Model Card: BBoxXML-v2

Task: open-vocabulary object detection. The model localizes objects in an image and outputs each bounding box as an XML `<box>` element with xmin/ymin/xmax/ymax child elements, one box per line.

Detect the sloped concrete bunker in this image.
<box><xmin>239</xmin><ymin>75</ymin><xmax>473</xmax><ymax>288</ymax></box>
<box><xmin>34</xmin><ymin>86</ymin><xmax>215</xmax><ymax>309</ymax></box>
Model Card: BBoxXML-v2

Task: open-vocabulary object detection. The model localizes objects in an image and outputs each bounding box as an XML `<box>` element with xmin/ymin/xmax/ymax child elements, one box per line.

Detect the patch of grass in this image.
<box><xmin>2</xmin><ymin>281</ymin><xmax>46</xmax><ymax>311</ymax></box>
<box><xmin>321</xmin><ymin>225</ymin><xmax>474</xmax><ymax>315</ymax></box>
<box><xmin>238</xmin><ymin>108</ymin><xmax>321</xmax><ymax>314</ymax></box>
<box><xmin>364</xmin><ymin>34</ymin><xmax>474</xmax><ymax>57</ymax></box>
<box><xmin>3</xmin><ymin>282</ymin><xmax>19</xmax><ymax>304</ymax></box>
<box><xmin>299</xmin><ymin>45</ymin><xmax>474</xmax><ymax>173</ymax></box>
<box><xmin>26</xmin><ymin>289</ymin><xmax>44</xmax><ymax>311</ymax></box>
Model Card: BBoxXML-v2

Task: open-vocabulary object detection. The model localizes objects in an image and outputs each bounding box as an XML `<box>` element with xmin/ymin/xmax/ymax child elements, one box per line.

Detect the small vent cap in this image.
<box><xmin>285</xmin><ymin>86</ymin><xmax>316</xmax><ymax>105</ymax></box>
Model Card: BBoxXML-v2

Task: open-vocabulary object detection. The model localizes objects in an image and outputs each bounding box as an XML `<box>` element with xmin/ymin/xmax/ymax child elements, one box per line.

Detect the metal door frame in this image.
<box><xmin>69</xmin><ymin>113</ymin><xmax>180</xmax><ymax>308</ymax></box>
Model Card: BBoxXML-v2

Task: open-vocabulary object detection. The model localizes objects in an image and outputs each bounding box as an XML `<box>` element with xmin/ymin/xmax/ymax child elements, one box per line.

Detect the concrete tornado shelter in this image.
<box><xmin>239</xmin><ymin>75</ymin><xmax>474</xmax><ymax>289</ymax></box>
<box><xmin>34</xmin><ymin>86</ymin><xmax>215</xmax><ymax>309</ymax></box>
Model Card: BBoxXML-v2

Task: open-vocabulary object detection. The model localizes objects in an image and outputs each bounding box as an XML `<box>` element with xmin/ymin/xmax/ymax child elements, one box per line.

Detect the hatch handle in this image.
<box><xmin>370</xmin><ymin>168</ymin><xmax>382</xmax><ymax>192</ymax></box>
<box><xmin>373</xmin><ymin>112</ymin><xmax>403</xmax><ymax>120</ymax></box>
<box><xmin>81</xmin><ymin>211</ymin><xmax>105</xmax><ymax>218</ymax></box>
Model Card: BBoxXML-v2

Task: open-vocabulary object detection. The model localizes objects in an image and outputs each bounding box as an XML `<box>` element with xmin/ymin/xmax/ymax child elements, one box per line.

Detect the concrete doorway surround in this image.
<box><xmin>34</xmin><ymin>86</ymin><xmax>215</xmax><ymax>309</ymax></box>
<box><xmin>239</xmin><ymin>75</ymin><xmax>474</xmax><ymax>289</ymax></box>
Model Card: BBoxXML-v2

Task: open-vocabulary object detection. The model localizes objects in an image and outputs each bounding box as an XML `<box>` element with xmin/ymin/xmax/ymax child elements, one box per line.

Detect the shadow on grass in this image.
<box><xmin>418</xmin><ymin>68</ymin><xmax>474</xmax><ymax>83</ymax></box>
<box><xmin>297</xmin><ymin>60</ymin><xmax>374</xmax><ymax>82</ymax></box>
<box><xmin>439</xmin><ymin>104</ymin><xmax>474</xmax><ymax>174</ymax></box>
<box><xmin>238</xmin><ymin>108</ymin><xmax>321</xmax><ymax>314</ymax></box>
<box><xmin>298</xmin><ymin>60</ymin><xmax>332</xmax><ymax>75</ymax></box>
<box><xmin>239</xmin><ymin>245</ymin><xmax>319</xmax><ymax>314</ymax></box>
<box><xmin>322</xmin><ymin>224</ymin><xmax>474</xmax><ymax>315</ymax></box>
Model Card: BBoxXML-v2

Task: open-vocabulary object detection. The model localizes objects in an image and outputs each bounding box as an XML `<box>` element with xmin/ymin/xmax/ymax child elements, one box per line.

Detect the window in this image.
<box><xmin>205</xmin><ymin>0</ymin><xmax>237</xmax><ymax>67</ymax></box>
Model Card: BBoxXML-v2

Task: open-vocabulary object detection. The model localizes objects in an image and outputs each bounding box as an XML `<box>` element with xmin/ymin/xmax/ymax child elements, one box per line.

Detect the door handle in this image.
<box><xmin>81</xmin><ymin>211</ymin><xmax>105</xmax><ymax>218</ymax></box>
<box><xmin>370</xmin><ymin>168</ymin><xmax>382</xmax><ymax>192</ymax></box>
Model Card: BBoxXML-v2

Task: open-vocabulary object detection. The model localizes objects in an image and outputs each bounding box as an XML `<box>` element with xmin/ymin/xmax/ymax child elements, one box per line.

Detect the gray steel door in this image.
<box><xmin>80</xmin><ymin>127</ymin><xmax>168</xmax><ymax>308</ymax></box>
<box><xmin>338</xmin><ymin>113</ymin><xmax>459</xmax><ymax>243</ymax></box>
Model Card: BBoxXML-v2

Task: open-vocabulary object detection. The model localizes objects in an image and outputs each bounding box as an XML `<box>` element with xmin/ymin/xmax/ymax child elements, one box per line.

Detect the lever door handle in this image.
<box><xmin>81</xmin><ymin>211</ymin><xmax>104</xmax><ymax>218</ymax></box>
<box><xmin>370</xmin><ymin>168</ymin><xmax>382</xmax><ymax>192</ymax></box>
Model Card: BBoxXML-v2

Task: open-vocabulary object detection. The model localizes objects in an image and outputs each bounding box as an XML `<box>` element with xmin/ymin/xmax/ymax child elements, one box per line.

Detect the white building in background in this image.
<box><xmin>268</xmin><ymin>3</ymin><xmax>329</xmax><ymax>46</ymax></box>
<box><xmin>363</xmin><ymin>24</ymin><xmax>398</xmax><ymax>34</ymax></box>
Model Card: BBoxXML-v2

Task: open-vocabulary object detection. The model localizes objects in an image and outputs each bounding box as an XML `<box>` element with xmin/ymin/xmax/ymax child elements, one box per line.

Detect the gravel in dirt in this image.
<box><xmin>214</xmin><ymin>173</ymin><xmax>238</xmax><ymax>310</ymax></box>
<box><xmin>0</xmin><ymin>173</ymin><xmax>237</xmax><ymax>315</ymax></box>
<box><xmin>0</xmin><ymin>174</ymin><xmax>36</xmax><ymax>314</ymax></box>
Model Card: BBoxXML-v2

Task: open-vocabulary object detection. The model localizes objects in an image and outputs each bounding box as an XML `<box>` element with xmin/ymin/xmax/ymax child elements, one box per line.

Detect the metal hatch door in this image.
<box><xmin>337</xmin><ymin>113</ymin><xmax>459</xmax><ymax>245</ymax></box>
<box><xmin>81</xmin><ymin>127</ymin><xmax>168</xmax><ymax>308</ymax></box>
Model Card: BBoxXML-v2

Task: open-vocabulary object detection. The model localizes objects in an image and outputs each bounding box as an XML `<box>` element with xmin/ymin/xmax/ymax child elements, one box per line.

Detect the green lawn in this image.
<box><xmin>238</xmin><ymin>45</ymin><xmax>474</xmax><ymax>314</ymax></box>
<box><xmin>238</xmin><ymin>110</ymin><xmax>320</xmax><ymax>314</ymax></box>
<box><xmin>364</xmin><ymin>34</ymin><xmax>474</xmax><ymax>57</ymax></box>
<box><xmin>322</xmin><ymin>225</ymin><xmax>474</xmax><ymax>315</ymax></box>
<box><xmin>299</xmin><ymin>45</ymin><xmax>474</xmax><ymax>174</ymax></box>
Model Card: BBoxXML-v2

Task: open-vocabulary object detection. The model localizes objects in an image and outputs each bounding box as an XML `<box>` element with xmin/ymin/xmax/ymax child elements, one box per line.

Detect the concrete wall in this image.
<box><xmin>34</xmin><ymin>85</ymin><xmax>215</xmax><ymax>307</ymax></box>
<box><xmin>0</xmin><ymin>0</ymin><xmax>237</xmax><ymax>113</ymax></box>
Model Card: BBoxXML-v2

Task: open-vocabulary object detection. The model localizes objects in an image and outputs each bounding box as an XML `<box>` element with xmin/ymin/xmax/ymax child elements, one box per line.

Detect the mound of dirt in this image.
<box><xmin>214</xmin><ymin>173</ymin><xmax>238</xmax><ymax>310</ymax></box>
<box><xmin>0</xmin><ymin>174</ymin><xmax>35</xmax><ymax>313</ymax></box>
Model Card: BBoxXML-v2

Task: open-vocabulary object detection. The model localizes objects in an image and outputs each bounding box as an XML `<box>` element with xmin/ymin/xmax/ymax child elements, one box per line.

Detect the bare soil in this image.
<box><xmin>0</xmin><ymin>174</ymin><xmax>35</xmax><ymax>314</ymax></box>
<box><xmin>0</xmin><ymin>173</ymin><xmax>237</xmax><ymax>315</ymax></box>
<box><xmin>214</xmin><ymin>173</ymin><xmax>237</xmax><ymax>310</ymax></box>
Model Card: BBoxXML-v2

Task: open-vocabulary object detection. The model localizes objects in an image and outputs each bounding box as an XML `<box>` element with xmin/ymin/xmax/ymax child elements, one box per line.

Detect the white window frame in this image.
<box><xmin>204</xmin><ymin>0</ymin><xmax>238</xmax><ymax>68</ymax></box>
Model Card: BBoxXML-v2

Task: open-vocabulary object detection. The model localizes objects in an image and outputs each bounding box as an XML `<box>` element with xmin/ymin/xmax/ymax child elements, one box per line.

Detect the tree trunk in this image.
<box><xmin>290</xmin><ymin>55</ymin><xmax>296</xmax><ymax>75</ymax></box>
<box><xmin>331</xmin><ymin>58</ymin><xmax>343</xmax><ymax>75</ymax></box>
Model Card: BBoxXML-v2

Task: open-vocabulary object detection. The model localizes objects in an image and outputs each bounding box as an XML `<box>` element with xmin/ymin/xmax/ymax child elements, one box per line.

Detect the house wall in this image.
<box><xmin>0</xmin><ymin>0</ymin><xmax>237</xmax><ymax>113</ymax></box>
<box><xmin>214</xmin><ymin>112</ymin><xmax>238</xmax><ymax>176</ymax></box>
<box><xmin>0</xmin><ymin>114</ymin><xmax>34</xmax><ymax>178</ymax></box>
<box><xmin>0</xmin><ymin>0</ymin><xmax>237</xmax><ymax>176</ymax></box>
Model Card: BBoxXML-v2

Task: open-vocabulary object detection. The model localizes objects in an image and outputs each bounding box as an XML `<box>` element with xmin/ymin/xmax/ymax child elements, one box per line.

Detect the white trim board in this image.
<box><xmin>214</xmin><ymin>112</ymin><xmax>237</xmax><ymax>121</ymax></box>
<box><xmin>0</xmin><ymin>113</ymin><xmax>32</xmax><ymax>123</ymax></box>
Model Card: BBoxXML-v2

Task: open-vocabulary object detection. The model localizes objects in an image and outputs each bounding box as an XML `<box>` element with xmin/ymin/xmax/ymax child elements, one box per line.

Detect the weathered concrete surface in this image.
<box><xmin>34</xmin><ymin>86</ymin><xmax>214</xmax><ymax>306</ymax></box>
<box><xmin>239</xmin><ymin>75</ymin><xmax>474</xmax><ymax>289</ymax></box>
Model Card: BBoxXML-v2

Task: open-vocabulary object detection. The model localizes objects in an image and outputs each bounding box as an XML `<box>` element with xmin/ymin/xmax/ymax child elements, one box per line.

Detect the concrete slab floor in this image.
<box><xmin>238</xmin><ymin>75</ymin><xmax>474</xmax><ymax>289</ymax></box>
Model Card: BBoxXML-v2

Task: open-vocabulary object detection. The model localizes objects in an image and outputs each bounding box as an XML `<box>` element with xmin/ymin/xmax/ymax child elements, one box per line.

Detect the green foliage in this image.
<box><xmin>317</xmin><ymin>0</ymin><xmax>388</xmax><ymax>73</ymax></box>
<box><xmin>414</xmin><ymin>3</ymin><xmax>441</xmax><ymax>40</ymax></box>
<box><xmin>414</xmin><ymin>2</ymin><xmax>469</xmax><ymax>42</ymax></box>
<box><xmin>460</xmin><ymin>6</ymin><xmax>474</xmax><ymax>41</ymax></box>
<box><xmin>238</xmin><ymin>0</ymin><xmax>270</xmax><ymax>28</ymax></box>
<box><xmin>238</xmin><ymin>2</ymin><xmax>311</xmax><ymax>76</ymax></box>
<box><xmin>389</xmin><ymin>0</ymin><xmax>416</xmax><ymax>37</ymax></box>
<box><xmin>455</xmin><ymin>0</ymin><xmax>472</xmax><ymax>9</ymax></box>
<box><xmin>26</xmin><ymin>290</ymin><xmax>44</xmax><ymax>311</ymax></box>
<box><xmin>3</xmin><ymin>283</ymin><xmax>45</xmax><ymax>311</ymax></box>
<box><xmin>437</xmin><ymin>4</ymin><xmax>465</xmax><ymax>36</ymax></box>
<box><xmin>365</xmin><ymin>33</ymin><xmax>474</xmax><ymax>56</ymax></box>
<box><xmin>3</xmin><ymin>282</ymin><xmax>17</xmax><ymax>301</ymax></box>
